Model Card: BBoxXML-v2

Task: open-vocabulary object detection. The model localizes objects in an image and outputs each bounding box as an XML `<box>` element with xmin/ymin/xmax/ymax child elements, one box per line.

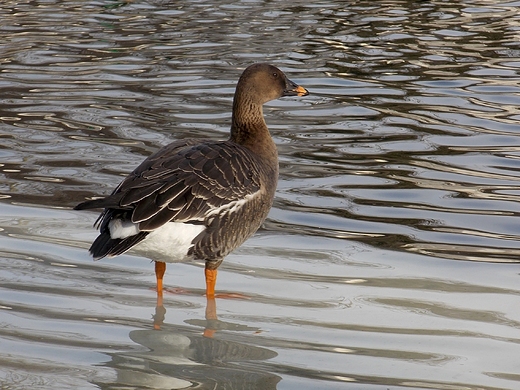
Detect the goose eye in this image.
<box><xmin>272</xmin><ymin>72</ymin><xmax>278</xmax><ymax>78</ymax></box>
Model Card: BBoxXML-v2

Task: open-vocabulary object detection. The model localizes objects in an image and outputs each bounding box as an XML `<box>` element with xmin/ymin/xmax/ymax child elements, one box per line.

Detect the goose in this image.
<box><xmin>75</xmin><ymin>63</ymin><xmax>309</xmax><ymax>299</ymax></box>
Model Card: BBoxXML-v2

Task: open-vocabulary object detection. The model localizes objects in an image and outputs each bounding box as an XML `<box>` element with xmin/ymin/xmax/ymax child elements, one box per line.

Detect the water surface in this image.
<box><xmin>2</xmin><ymin>1</ymin><xmax>520</xmax><ymax>389</ymax></box>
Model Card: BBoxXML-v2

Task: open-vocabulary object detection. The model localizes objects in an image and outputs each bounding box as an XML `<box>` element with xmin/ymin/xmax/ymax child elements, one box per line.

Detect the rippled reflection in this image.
<box><xmin>1</xmin><ymin>1</ymin><xmax>520</xmax><ymax>389</ymax></box>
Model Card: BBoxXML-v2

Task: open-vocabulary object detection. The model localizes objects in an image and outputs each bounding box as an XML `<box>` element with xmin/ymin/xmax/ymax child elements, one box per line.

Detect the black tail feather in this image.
<box><xmin>90</xmin><ymin>231</ymin><xmax>149</xmax><ymax>260</ymax></box>
<box><xmin>89</xmin><ymin>232</ymin><xmax>115</xmax><ymax>260</ymax></box>
<box><xmin>74</xmin><ymin>194</ymin><xmax>126</xmax><ymax>211</ymax></box>
<box><xmin>75</xmin><ymin>198</ymin><xmax>110</xmax><ymax>211</ymax></box>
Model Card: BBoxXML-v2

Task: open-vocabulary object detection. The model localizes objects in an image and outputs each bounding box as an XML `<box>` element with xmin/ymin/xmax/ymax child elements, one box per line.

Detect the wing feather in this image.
<box><xmin>80</xmin><ymin>139</ymin><xmax>262</xmax><ymax>237</ymax></box>
<box><xmin>120</xmin><ymin>181</ymin><xmax>164</xmax><ymax>206</ymax></box>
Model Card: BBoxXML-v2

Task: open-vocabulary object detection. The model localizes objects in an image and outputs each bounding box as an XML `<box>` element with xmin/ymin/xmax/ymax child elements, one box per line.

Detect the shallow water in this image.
<box><xmin>2</xmin><ymin>1</ymin><xmax>520</xmax><ymax>389</ymax></box>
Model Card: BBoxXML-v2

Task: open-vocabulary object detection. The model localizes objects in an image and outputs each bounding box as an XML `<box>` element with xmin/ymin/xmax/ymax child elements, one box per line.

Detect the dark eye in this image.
<box><xmin>272</xmin><ymin>72</ymin><xmax>278</xmax><ymax>78</ymax></box>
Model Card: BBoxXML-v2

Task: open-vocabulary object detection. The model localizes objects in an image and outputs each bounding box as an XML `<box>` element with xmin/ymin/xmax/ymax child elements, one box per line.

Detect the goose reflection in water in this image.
<box><xmin>94</xmin><ymin>304</ymin><xmax>280</xmax><ymax>390</ymax></box>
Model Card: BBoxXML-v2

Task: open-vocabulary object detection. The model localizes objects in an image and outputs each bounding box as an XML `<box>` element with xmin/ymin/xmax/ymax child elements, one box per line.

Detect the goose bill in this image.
<box><xmin>283</xmin><ymin>80</ymin><xmax>309</xmax><ymax>97</ymax></box>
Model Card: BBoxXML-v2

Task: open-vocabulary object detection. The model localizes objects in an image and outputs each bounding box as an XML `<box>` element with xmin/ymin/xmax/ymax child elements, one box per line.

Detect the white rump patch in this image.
<box><xmin>109</xmin><ymin>219</ymin><xmax>140</xmax><ymax>239</ymax></box>
<box><xmin>135</xmin><ymin>222</ymin><xmax>206</xmax><ymax>262</ymax></box>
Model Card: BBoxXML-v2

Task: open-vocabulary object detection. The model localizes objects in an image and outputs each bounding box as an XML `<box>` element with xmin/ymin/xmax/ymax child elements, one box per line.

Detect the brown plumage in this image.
<box><xmin>75</xmin><ymin>63</ymin><xmax>308</xmax><ymax>298</ymax></box>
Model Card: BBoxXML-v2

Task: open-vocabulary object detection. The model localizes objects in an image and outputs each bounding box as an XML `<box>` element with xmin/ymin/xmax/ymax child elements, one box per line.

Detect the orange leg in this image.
<box><xmin>155</xmin><ymin>261</ymin><xmax>166</xmax><ymax>298</ymax></box>
<box><xmin>204</xmin><ymin>268</ymin><xmax>217</xmax><ymax>299</ymax></box>
<box><xmin>204</xmin><ymin>268</ymin><xmax>218</xmax><ymax>337</ymax></box>
<box><xmin>154</xmin><ymin>261</ymin><xmax>166</xmax><ymax>330</ymax></box>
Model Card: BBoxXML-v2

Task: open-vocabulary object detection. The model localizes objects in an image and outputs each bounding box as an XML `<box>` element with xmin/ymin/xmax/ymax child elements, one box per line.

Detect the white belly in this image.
<box><xmin>131</xmin><ymin>222</ymin><xmax>206</xmax><ymax>262</ymax></box>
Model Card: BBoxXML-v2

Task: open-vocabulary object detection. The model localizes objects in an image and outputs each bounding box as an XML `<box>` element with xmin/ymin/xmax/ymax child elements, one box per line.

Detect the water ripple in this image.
<box><xmin>2</xmin><ymin>1</ymin><xmax>520</xmax><ymax>389</ymax></box>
